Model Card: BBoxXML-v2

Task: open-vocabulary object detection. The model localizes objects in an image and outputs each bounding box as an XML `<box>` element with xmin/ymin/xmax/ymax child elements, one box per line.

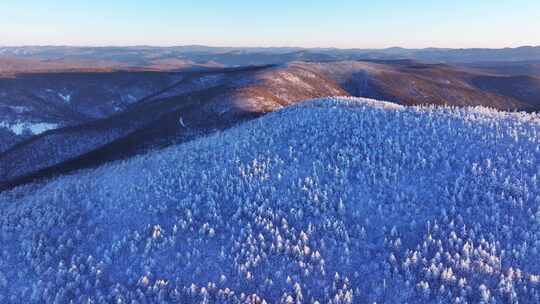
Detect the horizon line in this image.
<box><xmin>1</xmin><ymin>44</ymin><xmax>539</xmax><ymax>51</ymax></box>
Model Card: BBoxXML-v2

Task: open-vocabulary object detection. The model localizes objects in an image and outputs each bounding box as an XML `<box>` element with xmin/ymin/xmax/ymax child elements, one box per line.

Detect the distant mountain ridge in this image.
<box><xmin>1</xmin><ymin>45</ymin><xmax>540</xmax><ymax>74</ymax></box>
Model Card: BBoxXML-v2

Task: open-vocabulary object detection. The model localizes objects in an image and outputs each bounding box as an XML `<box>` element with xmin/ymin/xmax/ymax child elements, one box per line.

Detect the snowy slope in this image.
<box><xmin>0</xmin><ymin>121</ymin><xmax>59</xmax><ymax>153</ymax></box>
<box><xmin>0</xmin><ymin>121</ymin><xmax>58</xmax><ymax>135</ymax></box>
<box><xmin>0</xmin><ymin>97</ymin><xmax>539</xmax><ymax>303</ymax></box>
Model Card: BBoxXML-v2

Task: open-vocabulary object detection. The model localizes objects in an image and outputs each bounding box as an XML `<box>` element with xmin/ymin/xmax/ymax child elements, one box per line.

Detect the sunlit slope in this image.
<box><xmin>1</xmin><ymin>97</ymin><xmax>539</xmax><ymax>303</ymax></box>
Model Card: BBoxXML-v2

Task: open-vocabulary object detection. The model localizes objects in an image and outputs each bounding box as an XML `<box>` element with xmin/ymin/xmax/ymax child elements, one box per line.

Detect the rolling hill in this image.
<box><xmin>460</xmin><ymin>60</ymin><xmax>540</xmax><ymax>78</ymax></box>
<box><xmin>301</xmin><ymin>61</ymin><xmax>539</xmax><ymax>110</ymax></box>
<box><xmin>0</xmin><ymin>64</ymin><xmax>344</xmax><ymax>189</ymax></box>
<box><xmin>1</xmin><ymin>60</ymin><xmax>539</xmax><ymax>190</ymax></box>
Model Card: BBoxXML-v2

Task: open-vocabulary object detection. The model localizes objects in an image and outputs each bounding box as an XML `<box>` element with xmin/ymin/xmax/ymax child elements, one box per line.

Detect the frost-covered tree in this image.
<box><xmin>0</xmin><ymin>97</ymin><xmax>539</xmax><ymax>303</ymax></box>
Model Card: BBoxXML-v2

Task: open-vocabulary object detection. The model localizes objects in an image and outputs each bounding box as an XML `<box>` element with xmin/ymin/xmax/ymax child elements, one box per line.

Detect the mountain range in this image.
<box><xmin>1</xmin><ymin>44</ymin><xmax>540</xmax><ymax>302</ymax></box>
<box><xmin>1</xmin><ymin>45</ymin><xmax>540</xmax><ymax>75</ymax></box>
<box><xmin>1</xmin><ymin>49</ymin><xmax>540</xmax><ymax>190</ymax></box>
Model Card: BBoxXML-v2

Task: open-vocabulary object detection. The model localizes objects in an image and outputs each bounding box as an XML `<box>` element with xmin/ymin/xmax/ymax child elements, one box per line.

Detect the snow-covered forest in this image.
<box><xmin>0</xmin><ymin>97</ymin><xmax>539</xmax><ymax>303</ymax></box>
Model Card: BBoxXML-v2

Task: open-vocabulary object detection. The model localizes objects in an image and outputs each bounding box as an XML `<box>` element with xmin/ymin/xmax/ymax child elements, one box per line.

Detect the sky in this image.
<box><xmin>1</xmin><ymin>0</ymin><xmax>539</xmax><ymax>49</ymax></box>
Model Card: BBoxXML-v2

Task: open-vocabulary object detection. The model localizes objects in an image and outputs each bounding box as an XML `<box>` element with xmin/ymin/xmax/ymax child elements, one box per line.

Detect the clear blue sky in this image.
<box><xmin>1</xmin><ymin>0</ymin><xmax>539</xmax><ymax>48</ymax></box>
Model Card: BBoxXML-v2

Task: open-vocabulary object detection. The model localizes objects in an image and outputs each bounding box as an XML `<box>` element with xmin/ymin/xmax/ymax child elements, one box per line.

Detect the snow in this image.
<box><xmin>43</xmin><ymin>89</ymin><xmax>73</xmax><ymax>103</ymax></box>
<box><xmin>24</xmin><ymin>122</ymin><xmax>59</xmax><ymax>135</ymax></box>
<box><xmin>0</xmin><ymin>121</ymin><xmax>58</xmax><ymax>135</ymax></box>
<box><xmin>0</xmin><ymin>97</ymin><xmax>539</xmax><ymax>303</ymax></box>
<box><xmin>121</xmin><ymin>94</ymin><xmax>137</xmax><ymax>103</ymax></box>
<box><xmin>58</xmin><ymin>93</ymin><xmax>72</xmax><ymax>103</ymax></box>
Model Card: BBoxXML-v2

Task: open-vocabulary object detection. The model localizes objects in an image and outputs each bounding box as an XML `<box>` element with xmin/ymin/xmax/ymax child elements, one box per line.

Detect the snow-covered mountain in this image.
<box><xmin>1</xmin><ymin>97</ymin><xmax>539</xmax><ymax>303</ymax></box>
